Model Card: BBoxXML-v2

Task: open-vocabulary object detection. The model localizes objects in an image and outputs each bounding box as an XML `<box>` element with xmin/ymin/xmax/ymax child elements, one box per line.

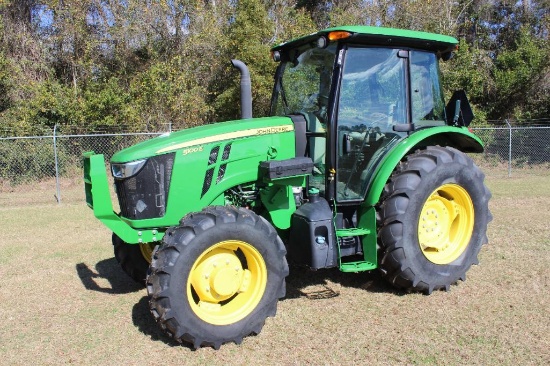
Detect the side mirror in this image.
<box><xmin>446</xmin><ymin>90</ymin><xmax>474</xmax><ymax>127</ymax></box>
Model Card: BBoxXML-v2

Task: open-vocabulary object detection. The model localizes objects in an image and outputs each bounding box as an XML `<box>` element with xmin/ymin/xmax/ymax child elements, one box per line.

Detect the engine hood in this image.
<box><xmin>111</xmin><ymin>116</ymin><xmax>294</xmax><ymax>163</ymax></box>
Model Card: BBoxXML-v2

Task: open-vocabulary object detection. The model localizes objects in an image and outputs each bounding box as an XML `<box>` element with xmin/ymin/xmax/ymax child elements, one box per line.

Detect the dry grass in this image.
<box><xmin>1</xmin><ymin>170</ymin><xmax>549</xmax><ymax>365</ymax></box>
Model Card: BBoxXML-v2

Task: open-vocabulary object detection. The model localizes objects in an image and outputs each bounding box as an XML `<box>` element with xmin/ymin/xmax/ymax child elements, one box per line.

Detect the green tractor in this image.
<box><xmin>83</xmin><ymin>26</ymin><xmax>491</xmax><ymax>349</ymax></box>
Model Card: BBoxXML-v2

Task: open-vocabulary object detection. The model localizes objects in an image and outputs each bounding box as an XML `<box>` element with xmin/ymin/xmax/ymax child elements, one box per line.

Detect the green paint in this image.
<box><xmin>357</xmin><ymin>206</ymin><xmax>378</xmax><ymax>267</ymax></box>
<box><xmin>335</xmin><ymin>228</ymin><xmax>371</xmax><ymax>237</ymax></box>
<box><xmin>83</xmin><ymin>152</ymin><xmax>164</xmax><ymax>244</ymax></box>
<box><xmin>273</xmin><ymin>25</ymin><xmax>457</xmax><ymax>53</ymax></box>
<box><xmin>325</xmin><ymin>25</ymin><xmax>457</xmax><ymax>45</ymax></box>
<box><xmin>111</xmin><ymin>116</ymin><xmax>295</xmax><ymax>162</ymax></box>
<box><xmin>363</xmin><ymin>126</ymin><xmax>484</xmax><ymax>207</ymax></box>
<box><xmin>84</xmin><ymin>116</ymin><xmax>298</xmax><ymax>242</ymax></box>
<box><xmin>337</xmin><ymin>206</ymin><xmax>378</xmax><ymax>272</ymax></box>
<box><xmin>260</xmin><ymin>176</ymin><xmax>307</xmax><ymax>230</ymax></box>
<box><xmin>260</xmin><ymin>185</ymin><xmax>295</xmax><ymax>230</ymax></box>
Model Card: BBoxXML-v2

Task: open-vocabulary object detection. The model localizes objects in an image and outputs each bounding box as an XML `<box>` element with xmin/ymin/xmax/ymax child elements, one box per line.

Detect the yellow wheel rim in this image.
<box><xmin>418</xmin><ymin>184</ymin><xmax>474</xmax><ymax>265</ymax></box>
<box><xmin>139</xmin><ymin>243</ymin><xmax>156</xmax><ymax>263</ymax></box>
<box><xmin>187</xmin><ymin>240</ymin><xmax>267</xmax><ymax>325</ymax></box>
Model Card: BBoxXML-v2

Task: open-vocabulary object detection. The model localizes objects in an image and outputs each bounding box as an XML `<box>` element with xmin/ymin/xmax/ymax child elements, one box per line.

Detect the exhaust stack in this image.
<box><xmin>231</xmin><ymin>59</ymin><xmax>253</xmax><ymax>119</ymax></box>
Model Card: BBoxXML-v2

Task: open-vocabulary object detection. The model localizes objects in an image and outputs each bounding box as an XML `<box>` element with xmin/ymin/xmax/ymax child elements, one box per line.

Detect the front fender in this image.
<box><xmin>362</xmin><ymin>126</ymin><xmax>483</xmax><ymax>207</ymax></box>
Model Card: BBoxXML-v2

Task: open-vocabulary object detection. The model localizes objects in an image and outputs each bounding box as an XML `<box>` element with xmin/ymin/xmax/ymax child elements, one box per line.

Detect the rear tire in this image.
<box><xmin>112</xmin><ymin>234</ymin><xmax>156</xmax><ymax>284</ymax></box>
<box><xmin>377</xmin><ymin>146</ymin><xmax>491</xmax><ymax>294</ymax></box>
<box><xmin>146</xmin><ymin>206</ymin><xmax>289</xmax><ymax>349</ymax></box>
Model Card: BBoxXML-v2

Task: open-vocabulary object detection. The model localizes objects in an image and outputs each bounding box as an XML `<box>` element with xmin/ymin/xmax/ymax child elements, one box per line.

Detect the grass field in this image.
<box><xmin>1</xmin><ymin>170</ymin><xmax>549</xmax><ymax>365</ymax></box>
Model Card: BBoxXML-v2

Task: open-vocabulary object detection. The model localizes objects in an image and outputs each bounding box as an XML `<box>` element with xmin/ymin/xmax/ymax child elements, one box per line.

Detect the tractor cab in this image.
<box><xmin>270</xmin><ymin>27</ymin><xmax>460</xmax><ymax>204</ymax></box>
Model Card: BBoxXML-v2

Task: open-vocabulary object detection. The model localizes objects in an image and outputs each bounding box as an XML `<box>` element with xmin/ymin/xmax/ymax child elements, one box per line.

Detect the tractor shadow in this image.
<box><xmin>284</xmin><ymin>265</ymin><xmax>406</xmax><ymax>300</ymax></box>
<box><xmin>75</xmin><ymin>257</ymin><xmax>404</xmax><ymax>349</ymax></box>
<box><xmin>76</xmin><ymin>258</ymin><xmax>183</xmax><ymax>347</ymax></box>
<box><xmin>75</xmin><ymin>258</ymin><xmax>143</xmax><ymax>294</ymax></box>
<box><xmin>128</xmin><ymin>266</ymin><xmax>405</xmax><ymax>349</ymax></box>
<box><xmin>75</xmin><ymin>256</ymin><xmax>404</xmax><ymax>298</ymax></box>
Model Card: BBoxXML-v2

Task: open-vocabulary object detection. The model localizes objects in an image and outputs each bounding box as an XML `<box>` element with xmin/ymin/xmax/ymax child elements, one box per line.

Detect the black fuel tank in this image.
<box><xmin>288</xmin><ymin>190</ymin><xmax>337</xmax><ymax>269</ymax></box>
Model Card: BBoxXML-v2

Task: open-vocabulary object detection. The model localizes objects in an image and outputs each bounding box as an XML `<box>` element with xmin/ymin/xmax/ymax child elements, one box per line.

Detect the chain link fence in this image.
<box><xmin>1</xmin><ymin>121</ymin><xmax>549</xmax><ymax>202</ymax></box>
<box><xmin>0</xmin><ymin>126</ymin><xmax>167</xmax><ymax>201</ymax></box>
<box><xmin>471</xmin><ymin>122</ymin><xmax>550</xmax><ymax>175</ymax></box>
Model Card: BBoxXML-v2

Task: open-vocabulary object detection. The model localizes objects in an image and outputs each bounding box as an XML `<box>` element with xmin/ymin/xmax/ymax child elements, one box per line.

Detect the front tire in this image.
<box><xmin>377</xmin><ymin>146</ymin><xmax>491</xmax><ymax>294</ymax></box>
<box><xmin>112</xmin><ymin>233</ymin><xmax>156</xmax><ymax>284</ymax></box>
<box><xmin>146</xmin><ymin>206</ymin><xmax>289</xmax><ymax>349</ymax></box>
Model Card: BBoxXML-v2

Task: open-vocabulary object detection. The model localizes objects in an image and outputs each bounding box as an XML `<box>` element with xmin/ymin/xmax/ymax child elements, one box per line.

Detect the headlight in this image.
<box><xmin>111</xmin><ymin>159</ymin><xmax>147</xmax><ymax>179</ymax></box>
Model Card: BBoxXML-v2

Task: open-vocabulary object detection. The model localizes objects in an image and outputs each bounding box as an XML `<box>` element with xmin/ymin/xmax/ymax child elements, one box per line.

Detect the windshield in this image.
<box><xmin>271</xmin><ymin>44</ymin><xmax>337</xmax><ymax>124</ymax></box>
<box><xmin>270</xmin><ymin>44</ymin><xmax>337</xmax><ymax>196</ymax></box>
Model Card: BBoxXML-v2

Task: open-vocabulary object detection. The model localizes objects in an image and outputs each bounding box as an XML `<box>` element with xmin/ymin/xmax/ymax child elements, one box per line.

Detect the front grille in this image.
<box><xmin>114</xmin><ymin>153</ymin><xmax>175</xmax><ymax>220</ymax></box>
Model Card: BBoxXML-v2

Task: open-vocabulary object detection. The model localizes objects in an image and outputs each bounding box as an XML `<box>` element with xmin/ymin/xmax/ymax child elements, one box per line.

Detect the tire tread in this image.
<box><xmin>377</xmin><ymin>146</ymin><xmax>491</xmax><ymax>294</ymax></box>
<box><xmin>146</xmin><ymin>206</ymin><xmax>288</xmax><ymax>349</ymax></box>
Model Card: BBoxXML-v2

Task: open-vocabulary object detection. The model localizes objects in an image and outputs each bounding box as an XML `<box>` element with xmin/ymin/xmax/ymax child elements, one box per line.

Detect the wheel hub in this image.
<box><xmin>187</xmin><ymin>240</ymin><xmax>267</xmax><ymax>325</ymax></box>
<box><xmin>418</xmin><ymin>184</ymin><xmax>474</xmax><ymax>264</ymax></box>
<box><xmin>419</xmin><ymin>197</ymin><xmax>451</xmax><ymax>251</ymax></box>
<box><xmin>190</xmin><ymin>249</ymin><xmax>248</xmax><ymax>302</ymax></box>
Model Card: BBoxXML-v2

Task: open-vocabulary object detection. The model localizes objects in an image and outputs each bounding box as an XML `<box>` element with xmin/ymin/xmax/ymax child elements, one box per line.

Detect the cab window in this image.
<box><xmin>410</xmin><ymin>51</ymin><xmax>446</xmax><ymax>126</ymax></box>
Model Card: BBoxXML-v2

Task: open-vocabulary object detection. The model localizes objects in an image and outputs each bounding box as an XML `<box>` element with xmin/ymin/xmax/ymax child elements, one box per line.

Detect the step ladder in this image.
<box><xmin>335</xmin><ymin>227</ymin><xmax>377</xmax><ymax>272</ymax></box>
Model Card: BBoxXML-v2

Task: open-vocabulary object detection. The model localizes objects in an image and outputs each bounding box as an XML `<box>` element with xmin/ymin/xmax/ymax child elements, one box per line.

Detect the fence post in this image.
<box><xmin>505</xmin><ymin>119</ymin><xmax>512</xmax><ymax>177</ymax></box>
<box><xmin>53</xmin><ymin>124</ymin><xmax>61</xmax><ymax>204</ymax></box>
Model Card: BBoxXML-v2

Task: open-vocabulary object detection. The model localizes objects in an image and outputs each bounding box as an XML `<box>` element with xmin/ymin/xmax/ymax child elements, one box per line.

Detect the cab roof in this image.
<box><xmin>272</xmin><ymin>25</ymin><xmax>458</xmax><ymax>54</ymax></box>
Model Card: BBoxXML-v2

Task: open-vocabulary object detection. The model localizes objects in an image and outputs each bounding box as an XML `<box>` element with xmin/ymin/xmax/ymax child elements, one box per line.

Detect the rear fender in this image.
<box><xmin>362</xmin><ymin>126</ymin><xmax>483</xmax><ymax>207</ymax></box>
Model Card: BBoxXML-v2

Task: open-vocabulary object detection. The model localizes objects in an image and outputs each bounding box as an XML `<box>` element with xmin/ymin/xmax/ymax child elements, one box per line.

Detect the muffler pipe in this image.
<box><xmin>231</xmin><ymin>59</ymin><xmax>253</xmax><ymax>119</ymax></box>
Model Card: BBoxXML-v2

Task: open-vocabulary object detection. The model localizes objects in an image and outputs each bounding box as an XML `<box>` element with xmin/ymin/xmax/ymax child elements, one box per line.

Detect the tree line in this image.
<box><xmin>0</xmin><ymin>0</ymin><xmax>548</xmax><ymax>136</ymax></box>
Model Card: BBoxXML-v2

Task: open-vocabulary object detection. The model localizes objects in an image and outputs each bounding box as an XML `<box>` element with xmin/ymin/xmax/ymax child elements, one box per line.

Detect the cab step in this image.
<box><xmin>339</xmin><ymin>261</ymin><xmax>377</xmax><ymax>273</ymax></box>
<box><xmin>336</xmin><ymin>227</ymin><xmax>377</xmax><ymax>272</ymax></box>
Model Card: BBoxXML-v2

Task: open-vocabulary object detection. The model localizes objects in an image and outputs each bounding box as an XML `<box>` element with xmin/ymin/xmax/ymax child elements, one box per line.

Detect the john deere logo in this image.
<box><xmin>255</xmin><ymin>126</ymin><xmax>293</xmax><ymax>135</ymax></box>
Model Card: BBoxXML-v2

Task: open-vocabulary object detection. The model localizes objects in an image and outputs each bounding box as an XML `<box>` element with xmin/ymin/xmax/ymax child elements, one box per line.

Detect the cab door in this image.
<box><xmin>335</xmin><ymin>47</ymin><xmax>408</xmax><ymax>202</ymax></box>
